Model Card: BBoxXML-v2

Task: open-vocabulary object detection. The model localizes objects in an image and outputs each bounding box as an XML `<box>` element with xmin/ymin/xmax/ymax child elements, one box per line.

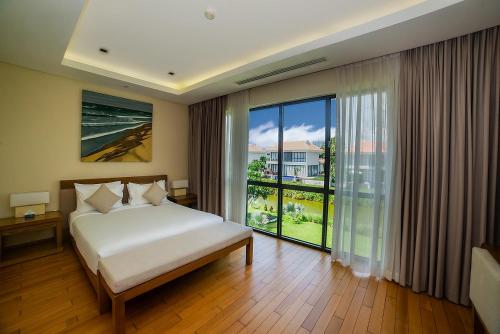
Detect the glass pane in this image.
<box><xmin>282</xmin><ymin>189</ymin><xmax>324</xmax><ymax>245</ymax></box>
<box><xmin>246</xmin><ymin>185</ymin><xmax>278</xmax><ymax>234</ymax></box>
<box><xmin>330</xmin><ymin>98</ymin><xmax>336</xmax><ymax>189</ymax></box>
<box><xmin>282</xmin><ymin>100</ymin><xmax>326</xmax><ymax>187</ymax></box>
<box><xmin>335</xmin><ymin>196</ymin><xmax>384</xmax><ymax>258</ymax></box>
<box><xmin>327</xmin><ymin>194</ymin><xmax>334</xmax><ymax>249</ymax></box>
<box><xmin>248</xmin><ymin>106</ymin><xmax>279</xmax><ymax>183</ymax></box>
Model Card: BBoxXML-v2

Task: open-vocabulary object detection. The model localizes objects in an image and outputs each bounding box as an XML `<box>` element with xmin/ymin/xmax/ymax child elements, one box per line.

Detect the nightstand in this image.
<box><xmin>0</xmin><ymin>211</ymin><xmax>63</xmax><ymax>267</ymax></box>
<box><xmin>167</xmin><ymin>193</ymin><xmax>197</xmax><ymax>208</ymax></box>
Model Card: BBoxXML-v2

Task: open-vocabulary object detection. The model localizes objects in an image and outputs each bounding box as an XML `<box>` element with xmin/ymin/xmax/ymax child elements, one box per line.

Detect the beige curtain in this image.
<box><xmin>188</xmin><ymin>96</ymin><xmax>227</xmax><ymax>216</ymax></box>
<box><xmin>397</xmin><ymin>26</ymin><xmax>500</xmax><ymax>305</ymax></box>
<box><xmin>332</xmin><ymin>55</ymin><xmax>400</xmax><ymax>279</ymax></box>
<box><xmin>225</xmin><ymin>90</ymin><xmax>250</xmax><ymax>224</ymax></box>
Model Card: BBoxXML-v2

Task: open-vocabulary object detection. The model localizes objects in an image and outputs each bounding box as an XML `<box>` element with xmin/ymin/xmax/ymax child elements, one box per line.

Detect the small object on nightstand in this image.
<box><xmin>24</xmin><ymin>211</ymin><xmax>36</xmax><ymax>219</ymax></box>
<box><xmin>0</xmin><ymin>211</ymin><xmax>63</xmax><ymax>267</ymax></box>
<box><xmin>167</xmin><ymin>193</ymin><xmax>197</xmax><ymax>208</ymax></box>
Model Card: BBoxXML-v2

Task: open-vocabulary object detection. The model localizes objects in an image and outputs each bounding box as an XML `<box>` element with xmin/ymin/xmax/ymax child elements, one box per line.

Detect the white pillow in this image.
<box><xmin>75</xmin><ymin>181</ymin><xmax>124</xmax><ymax>213</ymax></box>
<box><xmin>128</xmin><ymin>180</ymin><xmax>168</xmax><ymax>206</ymax></box>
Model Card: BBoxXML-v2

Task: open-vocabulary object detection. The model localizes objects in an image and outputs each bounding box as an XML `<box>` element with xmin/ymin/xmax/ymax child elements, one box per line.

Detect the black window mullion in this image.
<box><xmin>322</xmin><ymin>98</ymin><xmax>332</xmax><ymax>250</ymax></box>
<box><xmin>277</xmin><ymin>105</ymin><xmax>284</xmax><ymax>238</ymax></box>
<box><xmin>279</xmin><ymin>183</ymin><xmax>325</xmax><ymax>193</ymax></box>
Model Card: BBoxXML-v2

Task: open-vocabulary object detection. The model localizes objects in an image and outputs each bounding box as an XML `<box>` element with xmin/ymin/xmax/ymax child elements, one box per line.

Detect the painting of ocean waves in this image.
<box><xmin>81</xmin><ymin>90</ymin><xmax>153</xmax><ymax>162</ymax></box>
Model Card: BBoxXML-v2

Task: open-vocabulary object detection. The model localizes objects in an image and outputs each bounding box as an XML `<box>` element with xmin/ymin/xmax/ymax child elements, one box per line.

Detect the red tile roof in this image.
<box><xmin>266</xmin><ymin>140</ymin><xmax>323</xmax><ymax>152</ymax></box>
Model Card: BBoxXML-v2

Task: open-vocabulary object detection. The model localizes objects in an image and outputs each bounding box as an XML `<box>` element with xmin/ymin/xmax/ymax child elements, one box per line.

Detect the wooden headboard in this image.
<box><xmin>59</xmin><ymin>175</ymin><xmax>167</xmax><ymax>227</ymax></box>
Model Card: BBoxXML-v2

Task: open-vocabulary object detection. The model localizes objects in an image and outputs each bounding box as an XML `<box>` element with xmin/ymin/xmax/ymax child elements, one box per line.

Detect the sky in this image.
<box><xmin>249</xmin><ymin>99</ymin><xmax>336</xmax><ymax>148</ymax></box>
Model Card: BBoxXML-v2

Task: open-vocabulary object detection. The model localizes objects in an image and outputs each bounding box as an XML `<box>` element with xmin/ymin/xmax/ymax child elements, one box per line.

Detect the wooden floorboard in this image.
<box><xmin>0</xmin><ymin>233</ymin><xmax>472</xmax><ymax>333</ymax></box>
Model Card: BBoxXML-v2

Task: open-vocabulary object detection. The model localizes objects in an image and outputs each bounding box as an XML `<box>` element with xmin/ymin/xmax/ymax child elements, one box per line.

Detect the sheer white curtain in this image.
<box><xmin>332</xmin><ymin>54</ymin><xmax>400</xmax><ymax>279</ymax></box>
<box><xmin>225</xmin><ymin>90</ymin><xmax>250</xmax><ymax>224</ymax></box>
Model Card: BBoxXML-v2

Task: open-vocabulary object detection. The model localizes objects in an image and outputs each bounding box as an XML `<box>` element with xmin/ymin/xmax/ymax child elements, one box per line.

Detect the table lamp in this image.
<box><xmin>10</xmin><ymin>192</ymin><xmax>50</xmax><ymax>218</ymax></box>
<box><xmin>170</xmin><ymin>180</ymin><xmax>188</xmax><ymax>196</ymax></box>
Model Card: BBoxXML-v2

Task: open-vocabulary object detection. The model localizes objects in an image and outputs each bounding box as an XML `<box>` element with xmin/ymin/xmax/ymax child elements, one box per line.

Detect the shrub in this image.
<box><xmin>287</xmin><ymin>215</ymin><xmax>305</xmax><ymax>224</ymax></box>
<box><xmin>312</xmin><ymin>215</ymin><xmax>322</xmax><ymax>224</ymax></box>
<box><xmin>294</xmin><ymin>192</ymin><xmax>305</xmax><ymax>200</ymax></box>
<box><xmin>282</xmin><ymin>215</ymin><xmax>293</xmax><ymax>224</ymax></box>
<box><xmin>283</xmin><ymin>190</ymin><xmax>323</xmax><ymax>202</ymax></box>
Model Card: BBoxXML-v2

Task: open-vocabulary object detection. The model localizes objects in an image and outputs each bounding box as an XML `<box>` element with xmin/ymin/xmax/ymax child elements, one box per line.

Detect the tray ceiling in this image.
<box><xmin>1</xmin><ymin>0</ymin><xmax>499</xmax><ymax>103</ymax></box>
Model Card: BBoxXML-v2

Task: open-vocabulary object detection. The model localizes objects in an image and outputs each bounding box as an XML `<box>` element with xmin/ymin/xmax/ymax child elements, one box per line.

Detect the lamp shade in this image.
<box><xmin>10</xmin><ymin>192</ymin><xmax>50</xmax><ymax>207</ymax></box>
<box><xmin>171</xmin><ymin>180</ymin><xmax>188</xmax><ymax>189</ymax></box>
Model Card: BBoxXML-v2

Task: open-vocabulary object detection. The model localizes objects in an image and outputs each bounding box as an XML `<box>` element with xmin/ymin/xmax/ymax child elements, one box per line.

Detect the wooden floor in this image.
<box><xmin>0</xmin><ymin>233</ymin><xmax>472</xmax><ymax>334</ymax></box>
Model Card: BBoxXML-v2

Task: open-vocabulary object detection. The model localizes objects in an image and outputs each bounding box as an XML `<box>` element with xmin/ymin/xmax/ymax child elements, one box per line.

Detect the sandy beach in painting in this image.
<box><xmin>81</xmin><ymin>123</ymin><xmax>152</xmax><ymax>162</ymax></box>
<box><xmin>81</xmin><ymin>90</ymin><xmax>153</xmax><ymax>162</ymax></box>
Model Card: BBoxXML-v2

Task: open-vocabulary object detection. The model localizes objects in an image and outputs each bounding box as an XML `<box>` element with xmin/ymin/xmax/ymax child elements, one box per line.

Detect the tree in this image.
<box><xmin>247</xmin><ymin>185</ymin><xmax>274</xmax><ymax>205</ymax></box>
<box><xmin>330</xmin><ymin>137</ymin><xmax>336</xmax><ymax>185</ymax></box>
<box><xmin>247</xmin><ymin>156</ymin><xmax>274</xmax><ymax>204</ymax></box>
<box><xmin>293</xmin><ymin>167</ymin><xmax>300</xmax><ymax>178</ymax></box>
<box><xmin>247</xmin><ymin>156</ymin><xmax>267</xmax><ymax>180</ymax></box>
<box><xmin>319</xmin><ymin>139</ymin><xmax>336</xmax><ymax>185</ymax></box>
<box><xmin>319</xmin><ymin>144</ymin><xmax>326</xmax><ymax>160</ymax></box>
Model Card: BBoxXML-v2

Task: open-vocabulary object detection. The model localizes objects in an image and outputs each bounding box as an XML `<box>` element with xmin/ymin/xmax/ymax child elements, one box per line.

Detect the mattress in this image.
<box><xmin>70</xmin><ymin>203</ymin><xmax>224</xmax><ymax>274</ymax></box>
<box><xmin>100</xmin><ymin>221</ymin><xmax>253</xmax><ymax>293</ymax></box>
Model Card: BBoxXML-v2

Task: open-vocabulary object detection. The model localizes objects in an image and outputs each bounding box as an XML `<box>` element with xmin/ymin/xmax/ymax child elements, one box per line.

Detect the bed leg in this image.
<box><xmin>112</xmin><ymin>297</ymin><xmax>125</xmax><ymax>334</ymax></box>
<box><xmin>246</xmin><ymin>237</ymin><xmax>253</xmax><ymax>265</ymax></box>
<box><xmin>97</xmin><ymin>272</ymin><xmax>110</xmax><ymax>314</ymax></box>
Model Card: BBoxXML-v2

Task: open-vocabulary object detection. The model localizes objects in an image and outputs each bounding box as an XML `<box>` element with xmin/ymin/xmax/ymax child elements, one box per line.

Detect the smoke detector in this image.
<box><xmin>204</xmin><ymin>8</ymin><xmax>216</xmax><ymax>20</ymax></box>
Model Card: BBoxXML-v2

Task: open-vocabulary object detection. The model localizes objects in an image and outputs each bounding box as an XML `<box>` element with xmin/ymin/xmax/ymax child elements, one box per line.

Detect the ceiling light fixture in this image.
<box><xmin>99</xmin><ymin>47</ymin><xmax>109</xmax><ymax>54</ymax></box>
<box><xmin>204</xmin><ymin>8</ymin><xmax>216</xmax><ymax>20</ymax></box>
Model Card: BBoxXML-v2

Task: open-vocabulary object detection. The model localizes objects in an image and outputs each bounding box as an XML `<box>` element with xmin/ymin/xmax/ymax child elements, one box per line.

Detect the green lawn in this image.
<box><xmin>246</xmin><ymin>218</ymin><xmax>329</xmax><ymax>246</ymax></box>
<box><xmin>247</xmin><ymin>194</ymin><xmax>375</xmax><ymax>257</ymax></box>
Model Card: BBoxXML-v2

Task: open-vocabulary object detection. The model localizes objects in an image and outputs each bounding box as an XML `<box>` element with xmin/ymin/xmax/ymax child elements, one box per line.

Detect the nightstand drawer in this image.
<box><xmin>167</xmin><ymin>193</ymin><xmax>197</xmax><ymax>208</ymax></box>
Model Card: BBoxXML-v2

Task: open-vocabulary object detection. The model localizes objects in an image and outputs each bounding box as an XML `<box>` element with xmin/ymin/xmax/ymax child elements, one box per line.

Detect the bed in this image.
<box><xmin>59</xmin><ymin>175</ymin><xmax>253</xmax><ymax>333</ymax></box>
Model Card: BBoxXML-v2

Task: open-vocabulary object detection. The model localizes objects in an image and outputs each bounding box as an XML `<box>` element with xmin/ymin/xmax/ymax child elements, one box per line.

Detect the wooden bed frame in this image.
<box><xmin>99</xmin><ymin>237</ymin><xmax>252</xmax><ymax>333</ymax></box>
<box><xmin>59</xmin><ymin>175</ymin><xmax>253</xmax><ymax>334</ymax></box>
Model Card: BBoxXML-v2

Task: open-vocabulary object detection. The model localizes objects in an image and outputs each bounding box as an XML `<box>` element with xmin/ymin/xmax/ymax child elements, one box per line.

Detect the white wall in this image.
<box><xmin>307</xmin><ymin>152</ymin><xmax>320</xmax><ymax>166</ymax></box>
<box><xmin>249</xmin><ymin>68</ymin><xmax>337</xmax><ymax>107</ymax></box>
<box><xmin>0</xmin><ymin>62</ymin><xmax>189</xmax><ymax>245</ymax></box>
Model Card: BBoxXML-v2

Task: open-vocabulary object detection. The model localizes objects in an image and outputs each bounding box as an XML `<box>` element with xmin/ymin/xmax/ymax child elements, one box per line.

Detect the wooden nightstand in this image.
<box><xmin>0</xmin><ymin>211</ymin><xmax>63</xmax><ymax>267</ymax></box>
<box><xmin>167</xmin><ymin>193</ymin><xmax>197</xmax><ymax>208</ymax></box>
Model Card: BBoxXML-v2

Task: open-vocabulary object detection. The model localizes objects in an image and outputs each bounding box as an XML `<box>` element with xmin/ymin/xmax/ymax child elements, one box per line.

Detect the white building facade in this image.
<box><xmin>248</xmin><ymin>141</ymin><xmax>323</xmax><ymax>178</ymax></box>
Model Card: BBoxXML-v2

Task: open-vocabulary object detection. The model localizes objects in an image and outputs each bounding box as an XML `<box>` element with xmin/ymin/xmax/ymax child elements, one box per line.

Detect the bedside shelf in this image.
<box><xmin>0</xmin><ymin>211</ymin><xmax>63</xmax><ymax>267</ymax></box>
<box><xmin>1</xmin><ymin>239</ymin><xmax>63</xmax><ymax>267</ymax></box>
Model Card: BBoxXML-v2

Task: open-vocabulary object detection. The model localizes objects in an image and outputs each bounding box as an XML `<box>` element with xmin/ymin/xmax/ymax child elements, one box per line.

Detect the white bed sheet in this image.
<box><xmin>70</xmin><ymin>203</ymin><xmax>224</xmax><ymax>274</ymax></box>
<box><xmin>100</xmin><ymin>221</ymin><xmax>253</xmax><ymax>293</ymax></box>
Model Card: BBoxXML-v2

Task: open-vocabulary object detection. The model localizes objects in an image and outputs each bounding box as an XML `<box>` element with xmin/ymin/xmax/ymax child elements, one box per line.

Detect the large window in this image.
<box><xmin>246</xmin><ymin>96</ymin><xmax>336</xmax><ymax>251</ymax></box>
<box><xmin>283</xmin><ymin>152</ymin><xmax>306</xmax><ymax>162</ymax></box>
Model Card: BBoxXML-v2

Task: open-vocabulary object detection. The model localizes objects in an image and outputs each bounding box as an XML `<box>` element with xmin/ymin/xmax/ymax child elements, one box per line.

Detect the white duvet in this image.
<box><xmin>70</xmin><ymin>203</ymin><xmax>224</xmax><ymax>274</ymax></box>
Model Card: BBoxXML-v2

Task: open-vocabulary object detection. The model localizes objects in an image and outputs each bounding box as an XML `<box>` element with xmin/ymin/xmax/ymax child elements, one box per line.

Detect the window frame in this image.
<box><xmin>246</xmin><ymin>95</ymin><xmax>336</xmax><ymax>252</ymax></box>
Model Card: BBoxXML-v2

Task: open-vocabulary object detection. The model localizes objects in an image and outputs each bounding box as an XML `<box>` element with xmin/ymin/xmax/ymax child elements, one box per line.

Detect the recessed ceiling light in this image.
<box><xmin>204</xmin><ymin>8</ymin><xmax>216</xmax><ymax>20</ymax></box>
<box><xmin>99</xmin><ymin>47</ymin><xmax>109</xmax><ymax>54</ymax></box>
<box><xmin>168</xmin><ymin>72</ymin><xmax>175</xmax><ymax>76</ymax></box>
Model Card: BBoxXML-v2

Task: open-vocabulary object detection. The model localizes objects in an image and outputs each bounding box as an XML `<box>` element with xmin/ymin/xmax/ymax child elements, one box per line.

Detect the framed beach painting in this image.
<box><xmin>81</xmin><ymin>90</ymin><xmax>152</xmax><ymax>162</ymax></box>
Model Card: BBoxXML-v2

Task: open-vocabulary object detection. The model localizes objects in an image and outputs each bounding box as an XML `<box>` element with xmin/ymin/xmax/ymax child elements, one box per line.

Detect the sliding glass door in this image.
<box><xmin>246</xmin><ymin>96</ymin><xmax>336</xmax><ymax>251</ymax></box>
